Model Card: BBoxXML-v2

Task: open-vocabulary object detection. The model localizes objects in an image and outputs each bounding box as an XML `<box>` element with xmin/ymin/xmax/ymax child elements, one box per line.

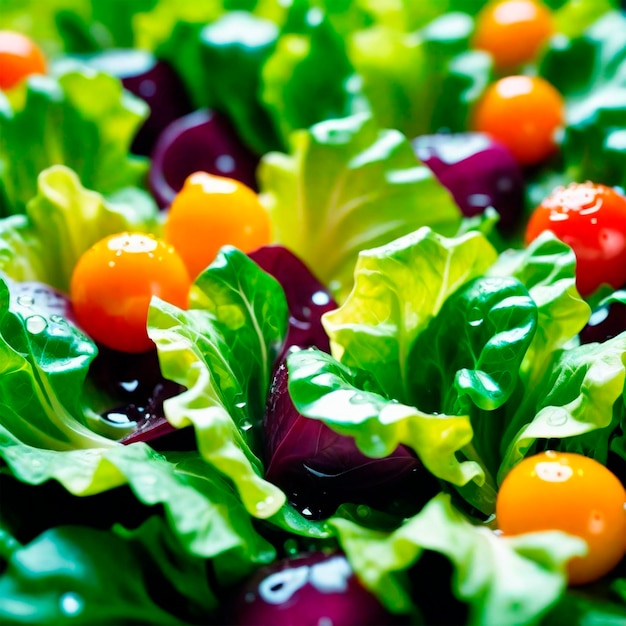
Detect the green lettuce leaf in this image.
<box><xmin>261</xmin><ymin>0</ymin><xmax>370</xmax><ymax>149</ymax></box>
<box><xmin>0</xmin><ymin>67</ymin><xmax>149</xmax><ymax>216</ymax></box>
<box><xmin>192</xmin><ymin>246</ymin><xmax>288</xmax><ymax>424</ymax></box>
<box><xmin>528</xmin><ymin>9</ymin><xmax>626</xmax><ymax>203</ymax></box>
<box><xmin>488</xmin><ymin>233</ymin><xmax>590</xmax><ymax>387</ymax></box>
<box><xmin>260</xmin><ymin>114</ymin><xmax>462</xmax><ymax>301</ymax></box>
<box><xmin>407</xmin><ymin>275</ymin><xmax>537</xmax><ymax>415</ymax></box>
<box><xmin>0</xmin><ymin>514</ymin><xmax>219</xmax><ymax>625</ymax></box>
<box><xmin>331</xmin><ymin>493</ymin><xmax>587</xmax><ymax>626</ymax></box>
<box><xmin>0</xmin><ymin>426</ymin><xmax>274</xmax><ymax>566</ymax></box>
<box><xmin>148</xmin><ymin>247</ymin><xmax>288</xmax><ymax>518</ymax></box>
<box><xmin>322</xmin><ymin>227</ymin><xmax>497</xmax><ymax>402</ymax></box>
<box><xmin>0</xmin><ymin>166</ymin><xmax>159</xmax><ymax>293</ymax></box>
<box><xmin>499</xmin><ymin>333</ymin><xmax>626</xmax><ymax>480</ymax></box>
<box><xmin>158</xmin><ymin>10</ymin><xmax>283</xmax><ymax>155</ymax></box>
<box><xmin>0</xmin><ymin>277</ymin><xmax>113</xmax><ymax>451</ymax></box>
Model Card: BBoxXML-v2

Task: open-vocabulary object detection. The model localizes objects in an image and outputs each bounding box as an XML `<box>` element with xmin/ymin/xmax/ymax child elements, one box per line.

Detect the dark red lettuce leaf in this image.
<box><xmin>248</xmin><ymin>245</ymin><xmax>337</xmax><ymax>360</ymax></box>
<box><xmin>263</xmin><ymin>361</ymin><xmax>425</xmax><ymax>519</ymax></box>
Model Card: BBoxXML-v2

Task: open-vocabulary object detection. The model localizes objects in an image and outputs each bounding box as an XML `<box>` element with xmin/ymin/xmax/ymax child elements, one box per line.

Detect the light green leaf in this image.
<box><xmin>331</xmin><ymin>493</ymin><xmax>586</xmax><ymax>625</ymax></box>
<box><xmin>259</xmin><ymin>114</ymin><xmax>462</xmax><ymax>300</ymax></box>
<box><xmin>323</xmin><ymin>227</ymin><xmax>497</xmax><ymax>402</ymax></box>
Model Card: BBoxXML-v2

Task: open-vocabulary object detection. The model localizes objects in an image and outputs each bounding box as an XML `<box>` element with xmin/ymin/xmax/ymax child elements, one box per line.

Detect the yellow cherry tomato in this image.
<box><xmin>70</xmin><ymin>232</ymin><xmax>190</xmax><ymax>353</ymax></box>
<box><xmin>0</xmin><ymin>30</ymin><xmax>47</xmax><ymax>90</ymax></box>
<box><xmin>163</xmin><ymin>171</ymin><xmax>271</xmax><ymax>280</ymax></box>
<box><xmin>496</xmin><ymin>451</ymin><xmax>626</xmax><ymax>586</ymax></box>
<box><xmin>473</xmin><ymin>0</ymin><xmax>554</xmax><ymax>71</ymax></box>
<box><xmin>472</xmin><ymin>75</ymin><xmax>565</xmax><ymax>166</ymax></box>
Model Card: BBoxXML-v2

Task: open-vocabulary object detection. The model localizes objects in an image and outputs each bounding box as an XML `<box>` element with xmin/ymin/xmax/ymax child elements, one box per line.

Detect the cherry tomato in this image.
<box><xmin>471</xmin><ymin>75</ymin><xmax>565</xmax><ymax>166</ymax></box>
<box><xmin>496</xmin><ymin>451</ymin><xmax>626</xmax><ymax>586</ymax></box>
<box><xmin>163</xmin><ymin>171</ymin><xmax>271</xmax><ymax>280</ymax></box>
<box><xmin>525</xmin><ymin>182</ymin><xmax>626</xmax><ymax>297</ymax></box>
<box><xmin>473</xmin><ymin>0</ymin><xmax>554</xmax><ymax>71</ymax></box>
<box><xmin>0</xmin><ymin>31</ymin><xmax>47</xmax><ymax>90</ymax></box>
<box><xmin>70</xmin><ymin>233</ymin><xmax>190</xmax><ymax>353</ymax></box>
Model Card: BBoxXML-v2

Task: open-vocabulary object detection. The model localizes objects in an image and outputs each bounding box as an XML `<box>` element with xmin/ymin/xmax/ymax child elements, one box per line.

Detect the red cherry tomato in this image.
<box><xmin>496</xmin><ymin>451</ymin><xmax>626</xmax><ymax>586</ymax></box>
<box><xmin>473</xmin><ymin>0</ymin><xmax>554</xmax><ymax>71</ymax></box>
<box><xmin>163</xmin><ymin>171</ymin><xmax>271</xmax><ymax>280</ymax></box>
<box><xmin>70</xmin><ymin>233</ymin><xmax>190</xmax><ymax>353</ymax></box>
<box><xmin>471</xmin><ymin>75</ymin><xmax>565</xmax><ymax>166</ymax></box>
<box><xmin>0</xmin><ymin>31</ymin><xmax>47</xmax><ymax>90</ymax></box>
<box><xmin>525</xmin><ymin>182</ymin><xmax>626</xmax><ymax>296</ymax></box>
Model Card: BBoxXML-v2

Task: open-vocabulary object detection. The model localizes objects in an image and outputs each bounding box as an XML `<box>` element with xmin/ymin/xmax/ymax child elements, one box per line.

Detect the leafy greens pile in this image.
<box><xmin>0</xmin><ymin>0</ymin><xmax>625</xmax><ymax>625</ymax></box>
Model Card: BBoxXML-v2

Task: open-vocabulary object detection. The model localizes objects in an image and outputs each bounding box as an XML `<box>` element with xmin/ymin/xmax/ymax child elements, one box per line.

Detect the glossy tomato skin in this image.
<box><xmin>164</xmin><ymin>171</ymin><xmax>271</xmax><ymax>280</ymax></box>
<box><xmin>70</xmin><ymin>233</ymin><xmax>190</xmax><ymax>353</ymax></box>
<box><xmin>0</xmin><ymin>31</ymin><xmax>46</xmax><ymax>90</ymax></box>
<box><xmin>496</xmin><ymin>451</ymin><xmax>626</xmax><ymax>586</ymax></box>
<box><xmin>525</xmin><ymin>183</ymin><xmax>626</xmax><ymax>297</ymax></box>
<box><xmin>473</xmin><ymin>0</ymin><xmax>554</xmax><ymax>71</ymax></box>
<box><xmin>472</xmin><ymin>75</ymin><xmax>564</xmax><ymax>166</ymax></box>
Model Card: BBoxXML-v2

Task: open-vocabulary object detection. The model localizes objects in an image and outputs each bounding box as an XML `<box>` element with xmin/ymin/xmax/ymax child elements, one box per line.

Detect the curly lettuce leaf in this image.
<box><xmin>331</xmin><ymin>493</ymin><xmax>586</xmax><ymax>626</ymax></box>
<box><xmin>0</xmin><ymin>277</ymin><xmax>114</xmax><ymax>451</ymax></box>
<box><xmin>261</xmin><ymin>0</ymin><xmax>370</xmax><ymax>148</ymax></box>
<box><xmin>286</xmin><ymin>348</ymin><xmax>482</xmax><ymax>489</ymax></box>
<box><xmin>148</xmin><ymin>247</ymin><xmax>288</xmax><ymax>518</ymax></box>
<box><xmin>488</xmin><ymin>233</ymin><xmax>590</xmax><ymax>384</ymax></box>
<box><xmin>407</xmin><ymin>275</ymin><xmax>537</xmax><ymax>415</ymax></box>
<box><xmin>260</xmin><ymin>114</ymin><xmax>462</xmax><ymax>301</ymax></box>
<box><xmin>0</xmin><ymin>426</ymin><xmax>274</xmax><ymax>567</ymax></box>
<box><xmin>322</xmin><ymin>227</ymin><xmax>497</xmax><ymax>402</ymax></box>
<box><xmin>0</xmin><ymin>166</ymin><xmax>158</xmax><ymax>293</ymax></box>
<box><xmin>0</xmin><ymin>67</ymin><xmax>149</xmax><ymax>216</ymax></box>
<box><xmin>499</xmin><ymin>333</ymin><xmax>626</xmax><ymax>480</ymax></box>
<box><xmin>527</xmin><ymin>9</ymin><xmax>626</xmax><ymax>203</ymax></box>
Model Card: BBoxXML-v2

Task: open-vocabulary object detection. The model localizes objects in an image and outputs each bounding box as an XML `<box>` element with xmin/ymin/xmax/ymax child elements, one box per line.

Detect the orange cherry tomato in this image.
<box><xmin>473</xmin><ymin>0</ymin><xmax>554</xmax><ymax>71</ymax></box>
<box><xmin>471</xmin><ymin>75</ymin><xmax>565</xmax><ymax>166</ymax></box>
<box><xmin>0</xmin><ymin>31</ymin><xmax>47</xmax><ymax>90</ymax></box>
<box><xmin>163</xmin><ymin>171</ymin><xmax>271</xmax><ymax>280</ymax></box>
<box><xmin>525</xmin><ymin>182</ymin><xmax>626</xmax><ymax>297</ymax></box>
<box><xmin>70</xmin><ymin>233</ymin><xmax>190</xmax><ymax>353</ymax></box>
<box><xmin>496</xmin><ymin>451</ymin><xmax>626</xmax><ymax>586</ymax></box>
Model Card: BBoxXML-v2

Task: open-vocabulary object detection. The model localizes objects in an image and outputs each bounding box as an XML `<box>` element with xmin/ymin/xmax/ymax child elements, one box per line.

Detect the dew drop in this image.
<box><xmin>59</xmin><ymin>592</ymin><xmax>84</xmax><ymax>616</ymax></box>
<box><xmin>467</xmin><ymin>306</ymin><xmax>483</xmax><ymax>327</ymax></box>
<box><xmin>256</xmin><ymin>495</ymin><xmax>276</xmax><ymax>514</ymax></box>
<box><xmin>311</xmin><ymin>291</ymin><xmax>331</xmax><ymax>306</ymax></box>
<box><xmin>215</xmin><ymin>154</ymin><xmax>235</xmax><ymax>173</ymax></box>
<box><xmin>283</xmin><ymin>538</ymin><xmax>299</xmax><ymax>556</ymax></box>
<box><xmin>546</xmin><ymin>409</ymin><xmax>568</xmax><ymax>427</ymax></box>
<box><xmin>25</xmin><ymin>315</ymin><xmax>47</xmax><ymax>334</ymax></box>
<box><xmin>16</xmin><ymin>295</ymin><xmax>34</xmax><ymax>307</ymax></box>
<box><xmin>356</xmin><ymin>504</ymin><xmax>370</xmax><ymax>518</ymax></box>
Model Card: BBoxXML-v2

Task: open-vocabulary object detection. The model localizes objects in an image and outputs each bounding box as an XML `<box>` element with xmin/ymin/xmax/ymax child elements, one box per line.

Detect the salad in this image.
<box><xmin>0</xmin><ymin>0</ymin><xmax>625</xmax><ymax>624</ymax></box>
